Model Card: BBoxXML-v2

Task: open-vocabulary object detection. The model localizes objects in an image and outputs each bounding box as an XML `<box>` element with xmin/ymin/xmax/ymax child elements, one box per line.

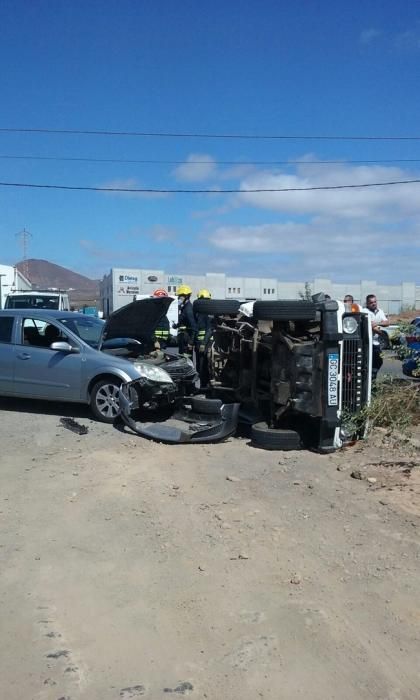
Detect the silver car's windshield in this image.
<box><xmin>60</xmin><ymin>317</ymin><xmax>105</xmax><ymax>348</ymax></box>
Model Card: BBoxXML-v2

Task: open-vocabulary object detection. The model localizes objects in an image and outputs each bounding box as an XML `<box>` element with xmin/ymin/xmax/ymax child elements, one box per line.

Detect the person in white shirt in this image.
<box><xmin>362</xmin><ymin>294</ymin><xmax>389</xmax><ymax>379</ymax></box>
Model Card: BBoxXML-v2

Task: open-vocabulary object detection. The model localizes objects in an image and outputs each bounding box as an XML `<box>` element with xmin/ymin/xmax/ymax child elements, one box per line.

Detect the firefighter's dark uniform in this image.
<box><xmin>177</xmin><ymin>299</ymin><xmax>197</xmax><ymax>359</ymax></box>
<box><xmin>153</xmin><ymin>316</ymin><xmax>170</xmax><ymax>349</ymax></box>
<box><xmin>194</xmin><ymin>312</ymin><xmax>212</xmax><ymax>385</ymax></box>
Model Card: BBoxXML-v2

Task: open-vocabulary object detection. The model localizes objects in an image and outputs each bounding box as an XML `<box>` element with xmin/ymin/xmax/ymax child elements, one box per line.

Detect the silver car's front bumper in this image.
<box><xmin>119</xmin><ymin>381</ymin><xmax>239</xmax><ymax>444</ymax></box>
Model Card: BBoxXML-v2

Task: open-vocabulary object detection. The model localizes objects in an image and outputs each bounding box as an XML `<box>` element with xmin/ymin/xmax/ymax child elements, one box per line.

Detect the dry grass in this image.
<box><xmin>344</xmin><ymin>376</ymin><xmax>420</xmax><ymax>437</ymax></box>
<box><xmin>367</xmin><ymin>377</ymin><xmax>420</xmax><ymax>431</ymax></box>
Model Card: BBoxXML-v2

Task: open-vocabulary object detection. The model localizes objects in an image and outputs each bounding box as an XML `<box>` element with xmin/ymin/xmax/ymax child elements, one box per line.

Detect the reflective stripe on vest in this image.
<box><xmin>155</xmin><ymin>330</ymin><xmax>169</xmax><ymax>339</ymax></box>
<box><xmin>197</xmin><ymin>330</ymin><xmax>206</xmax><ymax>340</ymax></box>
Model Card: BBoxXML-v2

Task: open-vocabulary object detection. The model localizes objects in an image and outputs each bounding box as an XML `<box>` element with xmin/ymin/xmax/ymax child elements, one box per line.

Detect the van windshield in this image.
<box><xmin>5</xmin><ymin>295</ymin><xmax>60</xmax><ymax>309</ymax></box>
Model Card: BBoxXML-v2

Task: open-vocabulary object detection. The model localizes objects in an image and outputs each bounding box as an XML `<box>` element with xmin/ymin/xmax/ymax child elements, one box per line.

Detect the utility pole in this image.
<box><xmin>15</xmin><ymin>228</ymin><xmax>32</xmax><ymax>281</ymax></box>
<box><xmin>0</xmin><ymin>273</ymin><xmax>6</xmax><ymax>308</ymax></box>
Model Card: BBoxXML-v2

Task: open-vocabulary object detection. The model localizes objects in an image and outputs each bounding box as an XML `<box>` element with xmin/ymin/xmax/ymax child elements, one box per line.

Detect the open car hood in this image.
<box><xmin>101</xmin><ymin>297</ymin><xmax>172</xmax><ymax>346</ymax></box>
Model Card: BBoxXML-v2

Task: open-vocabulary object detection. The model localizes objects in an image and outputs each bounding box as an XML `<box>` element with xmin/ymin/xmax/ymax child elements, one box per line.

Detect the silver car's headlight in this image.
<box><xmin>133</xmin><ymin>362</ymin><xmax>174</xmax><ymax>384</ymax></box>
<box><xmin>343</xmin><ymin>316</ymin><xmax>358</xmax><ymax>334</ymax></box>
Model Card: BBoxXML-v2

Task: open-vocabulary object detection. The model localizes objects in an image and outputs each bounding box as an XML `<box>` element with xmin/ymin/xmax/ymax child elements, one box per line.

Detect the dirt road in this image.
<box><xmin>1</xmin><ymin>398</ymin><xmax>420</xmax><ymax>700</ymax></box>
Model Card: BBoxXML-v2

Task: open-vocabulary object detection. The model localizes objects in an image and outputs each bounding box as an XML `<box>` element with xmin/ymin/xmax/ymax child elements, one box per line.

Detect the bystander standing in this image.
<box><xmin>362</xmin><ymin>294</ymin><xmax>389</xmax><ymax>380</ymax></box>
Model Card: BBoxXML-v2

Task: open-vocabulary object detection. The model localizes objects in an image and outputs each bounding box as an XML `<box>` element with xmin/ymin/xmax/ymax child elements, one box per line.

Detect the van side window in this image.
<box><xmin>0</xmin><ymin>317</ymin><xmax>14</xmax><ymax>343</ymax></box>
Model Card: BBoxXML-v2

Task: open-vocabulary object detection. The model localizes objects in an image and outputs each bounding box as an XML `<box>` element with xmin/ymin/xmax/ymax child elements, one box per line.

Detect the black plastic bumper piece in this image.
<box><xmin>119</xmin><ymin>381</ymin><xmax>240</xmax><ymax>444</ymax></box>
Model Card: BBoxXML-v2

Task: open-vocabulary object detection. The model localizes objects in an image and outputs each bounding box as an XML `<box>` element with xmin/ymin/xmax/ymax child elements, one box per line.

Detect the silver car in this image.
<box><xmin>0</xmin><ymin>307</ymin><xmax>178</xmax><ymax>422</ymax></box>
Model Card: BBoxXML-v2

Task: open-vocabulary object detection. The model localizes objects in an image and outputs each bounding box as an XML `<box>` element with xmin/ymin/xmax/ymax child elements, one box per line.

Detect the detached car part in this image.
<box><xmin>119</xmin><ymin>382</ymin><xmax>239</xmax><ymax>444</ymax></box>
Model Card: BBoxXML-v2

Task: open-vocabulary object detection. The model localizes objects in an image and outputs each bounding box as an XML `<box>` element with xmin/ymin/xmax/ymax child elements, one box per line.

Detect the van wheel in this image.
<box><xmin>193</xmin><ymin>299</ymin><xmax>241</xmax><ymax>316</ymax></box>
<box><xmin>253</xmin><ymin>300</ymin><xmax>316</xmax><ymax>321</ymax></box>
<box><xmin>90</xmin><ymin>378</ymin><xmax>122</xmax><ymax>422</ymax></box>
<box><xmin>251</xmin><ymin>423</ymin><xmax>302</xmax><ymax>450</ymax></box>
<box><xmin>378</xmin><ymin>333</ymin><xmax>390</xmax><ymax>351</ymax></box>
<box><xmin>191</xmin><ymin>396</ymin><xmax>223</xmax><ymax>414</ymax></box>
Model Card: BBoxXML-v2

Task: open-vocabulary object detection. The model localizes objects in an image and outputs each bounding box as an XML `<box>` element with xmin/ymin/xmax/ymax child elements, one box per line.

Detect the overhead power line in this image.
<box><xmin>1</xmin><ymin>127</ymin><xmax>420</xmax><ymax>141</ymax></box>
<box><xmin>1</xmin><ymin>153</ymin><xmax>420</xmax><ymax>166</ymax></box>
<box><xmin>0</xmin><ymin>178</ymin><xmax>420</xmax><ymax>194</ymax></box>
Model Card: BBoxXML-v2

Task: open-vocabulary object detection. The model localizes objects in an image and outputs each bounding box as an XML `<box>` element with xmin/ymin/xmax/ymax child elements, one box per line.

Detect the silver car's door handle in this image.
<box><xmin>17</xmin><ymin>352</ymin><xmax>31</xmax><ymax>360</ymax></box>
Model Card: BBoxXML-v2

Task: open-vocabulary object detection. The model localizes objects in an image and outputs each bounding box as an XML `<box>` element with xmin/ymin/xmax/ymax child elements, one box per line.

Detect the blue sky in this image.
<box><xmin>1</xmin><ymin>0</ymin><xmax>419</xmax><ymax>283</ymax></box>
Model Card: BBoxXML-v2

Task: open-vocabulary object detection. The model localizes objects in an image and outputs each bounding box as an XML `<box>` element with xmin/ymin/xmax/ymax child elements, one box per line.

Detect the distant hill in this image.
<box><xmin>16</xmin><ymin>259</ymin><xmax>100</xmax><ymax>306</ymax></box>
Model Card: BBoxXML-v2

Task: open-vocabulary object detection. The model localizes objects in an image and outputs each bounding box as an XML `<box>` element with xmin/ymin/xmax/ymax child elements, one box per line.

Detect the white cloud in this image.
<box><xmin>360</xmin><ymin>28</ymin><xmax>382</xmax><ymax>45</ymax></box>
<box><xmin>99</xmin><ymin>178</ymin><xmax>168</xmax><ymax>199</ymax></box>
<box><xmin>236</xmin><ymin>162</ymin><xmax>420</xmax><ymax>220</ymax></box>
<box><xmin>359</xmin><ymin>24</ymin><xmax>420</xmax><ymax>52</ymax></box>
<box><xmin>149</xmin><ymin>225</ymin><xmax>175</xmax><ymax>242</ymax></box>
<box><xmin>208</xmin><ymin>218</ymin><xmax>420</xmax><ymax>281</ymax></box>
<box><xmin>219</xmin><ymin>163</ymin><xmax>257</xmax><ymax>180</ymax></box>
<box><xmin>173</xmin><ymin>153</ymin><xmax>217</xmax><ymax>182</ymax></box>
<box><xmin>210</xmin><ymin>219</ymin><xmax>420</xmax><ymax>254</ymax></box>
<box><xmin>203</xmin><ymin>159</ymin><xmax>420</xmax><ymax>282</ymax></box>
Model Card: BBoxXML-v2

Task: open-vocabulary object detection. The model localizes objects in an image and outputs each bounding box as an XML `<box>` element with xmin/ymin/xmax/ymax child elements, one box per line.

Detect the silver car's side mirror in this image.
<box><xmin>50</xmin><ymin>341</ymin><xmax>80</xmax><ymax>354</ymax></box>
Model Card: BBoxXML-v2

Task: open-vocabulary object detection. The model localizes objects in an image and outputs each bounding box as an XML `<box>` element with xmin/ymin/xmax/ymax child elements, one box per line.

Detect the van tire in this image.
<box><xmin>191</xmin><ymin>396</ymin><xmax>223</xmax><ymax>415</ymax></box>
<box><xmin>193</xmin><ymin>299</ymin><xmax>241</xmax><ymax>316</ymax></box>
<box><xmin>253</xmin><ymin>300</ymin><xmax>316</xmax><ymax>322</ymax></box>
<box><xmin>251</xmin><ymin>423</ymin><xmax>302</xmax><ymax>450</ymax></box>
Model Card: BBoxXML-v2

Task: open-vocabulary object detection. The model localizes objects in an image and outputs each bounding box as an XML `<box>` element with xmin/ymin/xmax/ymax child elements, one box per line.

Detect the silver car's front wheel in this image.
<box><xmin>90</xmin><ymin>378</ymin><xmax>122</xmax><ymax>422</ymax></box>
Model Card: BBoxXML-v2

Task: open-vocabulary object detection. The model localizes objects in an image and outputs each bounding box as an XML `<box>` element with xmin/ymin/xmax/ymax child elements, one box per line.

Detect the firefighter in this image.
<box><xmin>152</xmin><ymin>288</ymin><xmax>170</xmax><ymax>350</ymax></box>
<box><xmin>174</xmin><ymin>284</ymin><xmax>197</xmax><ymax>359</ymax></box>
<box><xmin>194</xmin><ymin>289</ymin><xmax>213</xmax><ymax>383</ymax></box>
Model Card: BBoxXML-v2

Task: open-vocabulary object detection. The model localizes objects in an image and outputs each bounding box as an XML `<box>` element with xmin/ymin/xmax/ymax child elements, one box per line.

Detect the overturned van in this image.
<box><xmin>120</xmin><ymin>294</ymin><xmax>372</xmax><ymax>452</ymax></box>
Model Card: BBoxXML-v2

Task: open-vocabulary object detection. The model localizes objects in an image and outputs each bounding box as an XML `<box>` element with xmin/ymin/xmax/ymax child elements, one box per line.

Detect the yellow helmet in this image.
<box><xmin>176</xmin><ymin>284</ymin><xmax>192</xmax><ymax>297</ymax></box>
<box><xmin>197</xmin><ymin>288</ymin><xmax>211</xmax><ymax>299</ymax></box>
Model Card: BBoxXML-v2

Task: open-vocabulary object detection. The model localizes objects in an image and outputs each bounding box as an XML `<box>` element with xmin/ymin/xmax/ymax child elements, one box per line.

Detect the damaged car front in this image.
<box><xmin>99</xmin><ymin>296</ymin><xmax>198</xmax><ymax>403</ymax></box>
<box><xmin>60</xmin><ymin>297</ymin><xmax>198</xmax><ymax>418</ymax></box>
<box><xmin>115</xmin><ymin>297</ymin><xmax>239</xmax><ymax>444</ymax></box>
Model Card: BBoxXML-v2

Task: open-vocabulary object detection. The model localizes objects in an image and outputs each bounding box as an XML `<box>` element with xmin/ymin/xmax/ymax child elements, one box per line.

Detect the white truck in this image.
<box><xmin>4</xmin><ymin>290</ymin><xmax>71</xmax><ymax>311</ymax></box>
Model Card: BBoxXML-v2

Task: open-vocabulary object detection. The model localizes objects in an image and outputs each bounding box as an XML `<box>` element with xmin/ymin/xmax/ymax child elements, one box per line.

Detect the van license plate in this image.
<box><xmin>328</xmin><ymin>353</ymin><xmax>339</xmax><ymax>406</ymax></box>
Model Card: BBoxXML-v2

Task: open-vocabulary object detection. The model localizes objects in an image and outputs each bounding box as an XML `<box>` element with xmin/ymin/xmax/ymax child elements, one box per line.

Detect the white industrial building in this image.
<box><xmin>100</xmin><ymin>267</ymin><xmax>420</xmax><ymax>317</ymax></box>
<box><xmin>0</xmin><ymin>264</ymin><xmax>32</xmax><ymax>308</ymax></box>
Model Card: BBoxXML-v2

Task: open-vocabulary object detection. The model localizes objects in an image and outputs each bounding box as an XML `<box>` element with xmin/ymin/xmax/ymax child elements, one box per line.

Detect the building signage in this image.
<box><xmin>147</xmin><ymin>275</ymin><xmax>158</xmax><ymax>282</ymax></box>
<box><xmin>118</xmin><ymin>274</ymin><xmax>138</xmax><ymax>283</ymax></box>
<box><xmin>118</xmin><ymin>285</ymin><xmax>140</xmax><ymax>296</ymax></box>
<box><xmin>168</xmin><ymin>276</ymin><xmax>183</xmax><ymax>285</ymax></box>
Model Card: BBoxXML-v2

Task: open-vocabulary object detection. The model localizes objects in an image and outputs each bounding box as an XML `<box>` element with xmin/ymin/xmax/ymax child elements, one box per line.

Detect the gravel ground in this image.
<box><xmin>1</xmin><ymin>397</ymin><xmax>420</xmax><ymax>700</ymax></box>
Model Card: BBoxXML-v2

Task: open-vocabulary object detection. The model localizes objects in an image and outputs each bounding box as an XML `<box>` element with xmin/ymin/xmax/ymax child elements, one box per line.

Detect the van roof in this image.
<box><xmin>7</xmin><ymin>289</ymin><xmax>69</xmax><ymax>295</ymax></box>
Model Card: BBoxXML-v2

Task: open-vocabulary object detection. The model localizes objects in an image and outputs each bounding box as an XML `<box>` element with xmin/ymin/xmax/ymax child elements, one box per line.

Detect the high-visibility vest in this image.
<box><xmin>155</xmin><ymin>329</ymin><xmax>169</xmax><ymax>340</ymax></box>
